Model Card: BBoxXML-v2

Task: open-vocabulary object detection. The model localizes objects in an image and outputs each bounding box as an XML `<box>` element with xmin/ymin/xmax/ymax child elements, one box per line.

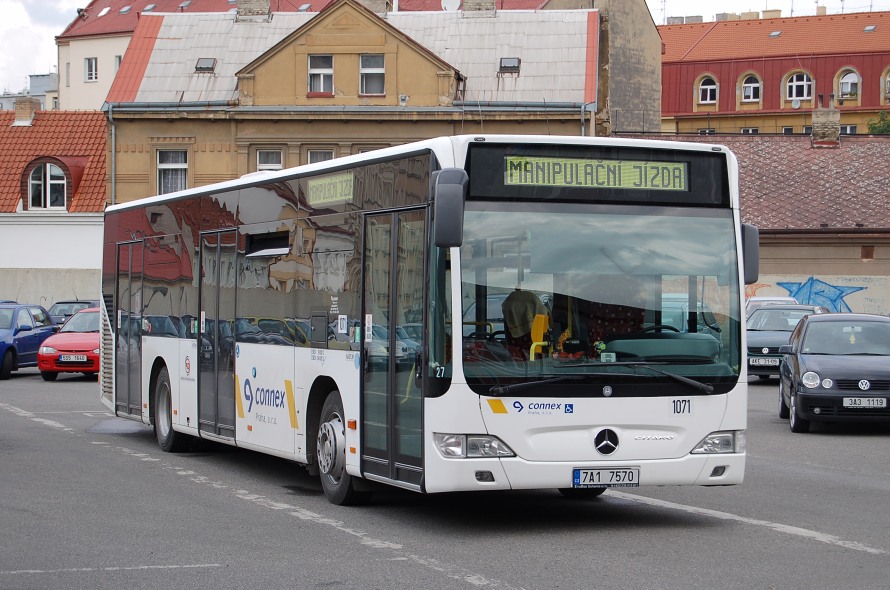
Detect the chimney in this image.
<box><xmin>358</xmin><ymin>0</ymin><xmax>389</xmax><ymax>13</ymax></box>
<box><xmin>811</xmin><ymin>99</ymin><xmax>841</xmax><ymax>148</ymax></box>
<box><xmin>762</xmin><ymin>9</ymin><xmax>781</xmax><ymax>19</ymax></box>
<box><xmin>816</xmin><ymin>6</ymin><xmax>827</xmax><ymax>15</ymax></box>
<box><xmin>237</xmin><ymin>0</ymin><xmax>270</xmax><ymax>17</ymax></box>
<box><xmin>685</xmin><ymin>15</ymin><xmax>703</xmax><ymax>23</ymax></box>
<box><xmin>13</xmin><ymin>96</ymin><xmax>41</xmax><ymax>127</ymax></box>
<box><xmin>463</xmin><ymin>0</ymin><xmax>495</xmax><ymax>11</ymax></box>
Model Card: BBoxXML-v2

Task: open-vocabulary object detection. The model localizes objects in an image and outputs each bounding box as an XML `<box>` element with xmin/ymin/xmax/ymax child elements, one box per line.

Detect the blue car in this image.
<box><xmin>0</xmin><ymin>303</ymin><xmax>57</xmax><ymax>379</ymax></box>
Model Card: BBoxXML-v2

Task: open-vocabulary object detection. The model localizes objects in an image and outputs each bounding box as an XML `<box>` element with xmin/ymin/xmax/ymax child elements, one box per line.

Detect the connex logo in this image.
<box><xmin>243</xmin><ymin>376</ymin><xmax>288</xmax><ymax>414</ymax></box>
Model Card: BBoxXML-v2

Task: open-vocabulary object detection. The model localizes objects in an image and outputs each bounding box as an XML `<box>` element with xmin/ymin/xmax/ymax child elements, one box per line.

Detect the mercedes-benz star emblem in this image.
<box><xmin>858</xmin><ymin>380</ymin><xmax>871</xmax><ymax>391</ymax></box>
<box><xmin>594</xmin><ymin>429</ymin><xmax>619</xmax><ymax>455</ymax></box>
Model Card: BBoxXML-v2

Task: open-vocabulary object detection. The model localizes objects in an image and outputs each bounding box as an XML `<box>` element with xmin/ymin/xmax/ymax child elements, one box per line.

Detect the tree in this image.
<box><xmin>867</xmin><ymin>111</ymin><xmax>890</xmax><ymax>134</ymax></box>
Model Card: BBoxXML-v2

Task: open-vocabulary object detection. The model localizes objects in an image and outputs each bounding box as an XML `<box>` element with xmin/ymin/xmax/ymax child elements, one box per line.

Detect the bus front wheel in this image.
<box><xmin>317</xmin><ymin>391</ymin><xmax>371</xmax><ymax>506</ymax></box>
<box><xmin>154</xmin><ymin>366</ymin><xmax>187</xmax><ymax>452</ymax></box>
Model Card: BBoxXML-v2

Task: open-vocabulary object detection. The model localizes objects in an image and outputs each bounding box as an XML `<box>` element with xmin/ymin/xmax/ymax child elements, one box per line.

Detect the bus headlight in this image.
<box><xmin>434</xmin><ymin>433</ymin><xmax>515</xmax><ymax>458</ymax></box>
<box><xmin>691</xmin><ymin>430</ymin><xmax>745</xmax><ymax>454</ymax></box>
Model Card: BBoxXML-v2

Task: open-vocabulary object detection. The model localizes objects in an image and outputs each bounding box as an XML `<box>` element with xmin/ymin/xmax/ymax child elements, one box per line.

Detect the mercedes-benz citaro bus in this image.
<box><xmin>100</xmin><ymin>134</ymin><xmax>759</xmax><ymax>505</ymax></box>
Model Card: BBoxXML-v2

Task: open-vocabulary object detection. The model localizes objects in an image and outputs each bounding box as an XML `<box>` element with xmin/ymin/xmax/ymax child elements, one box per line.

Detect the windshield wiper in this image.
<box><xmin>489</xmin><ymin>376</ymin><xmax>583</xmax><ymax>396</ymax></box>
<box><xmin>556</xmin><ymin>361</ymin><xmax>714</xmax><ymax>394</ymax></box>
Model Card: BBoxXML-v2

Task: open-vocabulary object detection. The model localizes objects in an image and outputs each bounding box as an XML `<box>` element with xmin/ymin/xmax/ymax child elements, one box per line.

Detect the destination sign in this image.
<box><xmin>504</xmin><ymin>156</ymin><xmax>688</xmax><ymax>192</ymax></box>
<box><xmin>307</xmin><ymin>171</ymin><xmax>354</xmax><ymax>206</ymax></box>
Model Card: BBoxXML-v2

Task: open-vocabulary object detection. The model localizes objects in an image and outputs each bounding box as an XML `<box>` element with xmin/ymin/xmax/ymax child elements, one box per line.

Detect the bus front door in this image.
<box><xmin>198</xmin><ymin>230</ymin><xmax>237</xmax><ymax>439</ymax></box>
<box><xmin>115</xmin><ymin>241</ymin><xmax>143</xmax><ymax>418</ymax></box>
<box><xmin>361</xmin><ymin>209</ymin><xmax>426</xmax><ymax>489</ymax></box>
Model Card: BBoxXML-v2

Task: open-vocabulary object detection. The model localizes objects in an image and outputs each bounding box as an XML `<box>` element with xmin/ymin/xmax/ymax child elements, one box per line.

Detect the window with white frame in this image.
<box><xmin>257</xmin><ymin>149</ymin><xmax>283</xmax><ymax>171</ymax></box>
<box><xmin>85</xmin><ymin>57</ymin><xmax>98</xmax><ymax>82</ymax></box>
<box><xmin>839</xmin><ymin>71</ymin><xmax>859</xmax><ymax>98</ymax></box>
<box><xmin>840</xmin><ymin>125</ymin><xmax>857</xmax><ymax>135</ymax></box>
<box><xmin>786</xmin><ymin>72</ymin><xmax>812</xmax><ymax>99</ymax></box>
<box><xmin>360</xmin><ymin>54</ymin><xmax>385</xmax><ymax>95</ymax></box>
<box><xmin>740</xmin><ymin>127</ymin><xmax>759</xmax><ymax>134</ymax></box>
<box><xmin>698</xmin><ymin>77</ymin><xmax>717</xmax><ymax>103</ymax></box>
<box><xmin>886</xmin><ymin>72</ymin><xmax>890</xmax><ymax>96</ymax></box>
<box><xmin>158</xmin><ymin>150</ymin><xmax>188</xmax><ymax>194</ymax></box>
<box><xmin>698</xmin><ymin>128</ymin><xmax>715</xmax><ymax>135</ymax></box>
<box><xmin>742</xmin><ymin>75</ymin><xmax>761</xmax><ymax>102</ymax></box>
<box><xmin>308</xmin><ymin>55</ymin><xmax>333</xmax><ymax>94</ymax></box>
<box><xmin>29</xmin><ymin>162</ymin><xmax>67</xmax><ymax>209</ymax></box>
<box><xmin>308</xmin><ymin>149</ymin><xmax>334</xmax><ymax>164</ymax></box>
<box><xmin>803</xmin><ymin>125</ymin><xmax>813</xmax><ymax>135</ymax></box>
<box><xmin>782</xmin><ymin>126</ymin><xmax>795</xmax><ymax>134</ymax></box>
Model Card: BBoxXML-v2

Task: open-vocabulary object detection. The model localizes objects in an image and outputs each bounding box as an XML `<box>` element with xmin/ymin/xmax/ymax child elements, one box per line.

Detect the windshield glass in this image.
<box><xmin>747</xmin><ymin>308</ymin><xmax>811</xmax><ymax>331</ymax></box>
<box><xmin>803</xmin><ymin>320</ymin><xmax>890</xmax><ymax>355</ymax></box>
<box><xmin>459</xmin><ymin>202</ymin><xmax>742</xmax><ymax>396</ymax></box>
<box><xmin>61</xmin><ymin>310</ymin><xmax>100</xmax><ymax>333</ymax></box>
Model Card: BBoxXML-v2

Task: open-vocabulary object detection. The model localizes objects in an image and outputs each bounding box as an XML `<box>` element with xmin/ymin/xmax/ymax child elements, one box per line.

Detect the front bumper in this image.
<box><xmin>796</xmin><ymin>391</ymin><xmax>890</xmax><ymax>422</ymax></box>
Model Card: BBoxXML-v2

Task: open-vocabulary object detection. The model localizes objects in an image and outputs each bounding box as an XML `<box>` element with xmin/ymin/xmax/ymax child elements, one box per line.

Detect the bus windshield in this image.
<box><xmin>459</xmin><ymin>202</ymin><xmax>742</xmax><ymax>396</ymax></box>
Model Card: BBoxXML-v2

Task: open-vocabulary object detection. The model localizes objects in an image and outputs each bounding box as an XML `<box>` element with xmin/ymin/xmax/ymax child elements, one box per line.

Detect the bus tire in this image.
<box><xmin>154</xmin><ymin>366</ymin><xmax>187</xmax><ymax>452</ymax></box>
<box><xmin>1</xmin><ymin>350</ymin><xmax>13</xmax><ymax>380</ymax></box>
<box><xmin>317</xmin><ymin>390</ymin><xmax>371</xmax><ymax>506</ymax></box>
<box><xmin>558</xmin><ymin>487</ymin><xmax>606</xmax><ymax>499</ymax></box>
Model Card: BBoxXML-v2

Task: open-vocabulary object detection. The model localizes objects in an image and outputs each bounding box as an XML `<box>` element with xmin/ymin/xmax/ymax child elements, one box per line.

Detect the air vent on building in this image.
<box><xmin>195</xmin><ymin>58</ymin><xmax>217</xmax><ymax>73</ymax></box>
<box><xmin>499</xmin><ymin>57</ymin><xmax>521</xmax><ymax>74</ymax></box>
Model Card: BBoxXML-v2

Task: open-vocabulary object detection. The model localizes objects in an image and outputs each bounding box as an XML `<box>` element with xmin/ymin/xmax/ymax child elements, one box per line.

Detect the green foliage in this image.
<box><xmin>867</xmin><ymin>111</ymin><xmax>890</xmax><ymax>134</ymax></box>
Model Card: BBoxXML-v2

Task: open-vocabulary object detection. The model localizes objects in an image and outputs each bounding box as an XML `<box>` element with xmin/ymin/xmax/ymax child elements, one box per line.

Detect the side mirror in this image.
<box><xmin>741</xmin><ymin>223</ymin><xmax>759</xmax><ymax>285</ymax></box>
<box><xmin>432</xmin><ymin>168</ymin><xmax>468</xmax><ymax>248</ymax></box>
<box><xmin>778</xmin><ymin>344</ymin><xmax>793</xmax><ymax>354</ymax></box>
<box><xmin>16</xmin><ymin>325</ymin><xmax>32</xmax><ymax>333</ymax></box>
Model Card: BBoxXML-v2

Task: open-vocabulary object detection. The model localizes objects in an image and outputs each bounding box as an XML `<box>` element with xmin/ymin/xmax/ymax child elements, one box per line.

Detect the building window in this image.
<box><xmin>65</xmin><ymin>62</ymin><xmax>70</xmax><ymax>87</ymax></box>
<box><xmin>360</xmin><ymin>54</ymin><xmax>385</xmax><ymax>95</ymax></box>
<box><xmin>740</xmin><ymin>127</ymin><xmax>759</xmax><ymax>134</ymax></box>
<box><xmin>786</xmin><ymin>73</ymin><xmax>812</xmax><ymax>100</ymax></box>
<box><xmin>308</xmin><ymin>149</ymin><xmax>334</xmax><ymax>164</ymax></box>
<box><xmin>886</xmin><ymin>72</ymin><xmax>890</xmax><ymax>96</ymax></box>
<box><xmin>840</xmin><ymin>125</ymin><xmax>857</xmax><ymax>135</ymax></box>
<box><xmin>29</xmin><ymin>163</ymin><xmax>67</xmax><ymax>209</ymax></box>
<box><xmin>308</xmin><ymin>55</ymin><xmax>333</xmax><ymax>94</ymax></box>
<box><xmin>698</xmin><ymin>77</ymin><xmax>717</xmax><ymax>103</ymax></box>
<box><xmin>698</xmin><ymin>128</ymin><xmax>715</xmax><ymax>135</ymax></box>
<box><xmin>115</xmin><ymin>55</ymin><xmax>123</xmax><ymax>73</ymax></box>
<box><xmin>782</xmin><ymin>126</ymin><xmax>795</xmax><ymax>134</ymax></box>
<box><xmin>85</xmin><ymin>57</ymin><xmax>98</xmax><ymax>82</ymax></box>
<box><xmin>742</xmin><ymin>75</ymin><xmax>761</xmax><ymax>102</ymax></box>
<box><xmin>257</xmin><ymin>149</ymin><xmax>283</xmax><ymax>171</ymax></box>
<box><xmin>839</xmin><ymin>71</ymin><xmax>859</xmax><ymax>98</ymax></box>
<box><xmin>803</xmin><ymin>125</ymin><xmax>813</xmax><ymax>135</ymax></box>
<box><xmin>158</xmin><ymin>150</ymin><xmax>187</xmax><ymax>194</ymax></box>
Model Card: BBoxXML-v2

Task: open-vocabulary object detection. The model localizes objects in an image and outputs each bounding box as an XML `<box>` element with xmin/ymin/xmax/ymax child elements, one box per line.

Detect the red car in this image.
<box><xmin>37</xmin><ymin>307</ymin><xmax>101</xmax><ymax>381</ymax></box>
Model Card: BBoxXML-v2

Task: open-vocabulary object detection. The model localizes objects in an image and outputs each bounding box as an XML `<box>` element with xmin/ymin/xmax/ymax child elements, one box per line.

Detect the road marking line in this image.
<box><xmin>0</xmin><ymin>564</ymin><xmax>222</xmax><ymax>576</ymax></box>
<box><xmin>610</xmin><ymin>491</ymin><xmax>887</xmax><ymax>555</ymax></box>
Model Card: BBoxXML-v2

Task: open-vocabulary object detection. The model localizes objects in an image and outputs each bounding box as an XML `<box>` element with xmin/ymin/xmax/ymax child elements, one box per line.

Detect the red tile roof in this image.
<box><xmin>57</xmin><ymin>0</ymin><xmax>332</xmax><ymax>39</ymax></box>
<box><xmin>0</xmin><ymin>111</ymin><xmax>107</xmax><ymax>213</ymax></box>
<box><xmin>621</xmin><ymin>134</ymin><xmax>890</xmax><ymax>233</ymax></box>
<box><xmin>106</xmin><ymin>14</ymin><xmax>164</xmax><ymax>103</ymax></box>
<box><xmin>396</xmin><ymin>0</ymin><xmax>546</xmax><ymax>9</ymax></box>
<box><xmin>659</xmin><ymin>11</ymin><xmax>890</xmax><ymax>63</ymax></box>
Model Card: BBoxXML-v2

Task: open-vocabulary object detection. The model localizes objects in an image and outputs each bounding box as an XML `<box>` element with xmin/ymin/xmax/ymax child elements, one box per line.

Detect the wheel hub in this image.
<box><xmin>317</xmin><ymin>418</ymin><xmax>345</xmax><ymax>477</ymax></box>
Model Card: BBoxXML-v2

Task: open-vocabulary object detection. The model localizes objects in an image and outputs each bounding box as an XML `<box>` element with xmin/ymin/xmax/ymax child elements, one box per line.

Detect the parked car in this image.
<box><xmin>0</xmin><ymin>303</ymin><xmax>56</xmax><ymax>379</ymax></box>
<box><xmin>48</xmin><ymin>299</ymin><xmax>100</xmax><ymax>325</ymax></box>
<box><xmin>746</xmin><ymin>304</ymin><xmax>829</xmax><ymax>379</ymax></box>
<box><xmin>37</xmin><ymin>307</ymin><xmax>100</xmax><ymax>381</ymax></box>
<box><xmin>778</xmin><ymin>313</ymin><xmax>890</xmax><ymax>432</ymax></box>
<box><xmin>745</xmin><ymin>295</ymin><xmax>799</xmax><ymax>316</ymax></box>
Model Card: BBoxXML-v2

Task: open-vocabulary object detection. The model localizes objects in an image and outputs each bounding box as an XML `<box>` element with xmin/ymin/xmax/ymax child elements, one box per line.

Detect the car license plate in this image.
<box><xmin>749</xmin><ymin>358</ymin><xmax>780</xmax><ymax>366</ymax></box>
<box><xmin>843</xmin><ymin>397</ymin><xmax>887</xmax><ymax>408</ymax></box>
<box><xmin>59</xmin><ymin>354</ymin><xmax>87</xmax><ymax>362</ymax></box>
<box><xmin>572</xmin><ymin>468</ymin><xmax>639</xmax><ymax>488</ymax></box>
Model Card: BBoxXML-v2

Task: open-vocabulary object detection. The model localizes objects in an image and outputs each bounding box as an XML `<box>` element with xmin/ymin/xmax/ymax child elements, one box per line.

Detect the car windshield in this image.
<box><xmin>746</xmin><ymin>308</ymin><xmax>811</xmax><ymax>331</ymax></box>
<box><xmin>61</xmin><ymin>310</ymin><xmax>100</xmax><ymax>333</ymax></box>
<box><xmin>802</xmin><ymin>321</ymin><xmax>890</xmax><ymax>355</ymax></box>
<box><xmin>459</xmin><ymin>203</ymin><xmax>743</xmax><ymax>396</ymax></box>
<box><xmin>0</xmin><ymin>308</ymin><xmax>13</xmax><ymax>330</ymax></box>
<box><xmin>50</xmin><ymin>302</ymin><xmax>93</xmax><ymax>317</ymax></box>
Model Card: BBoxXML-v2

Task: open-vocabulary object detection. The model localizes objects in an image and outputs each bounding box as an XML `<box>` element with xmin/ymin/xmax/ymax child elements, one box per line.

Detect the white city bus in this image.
<box><xmin>100</xmin><ymin>134</ymin><xmax>759</xmax><ymax>505</ymax></box>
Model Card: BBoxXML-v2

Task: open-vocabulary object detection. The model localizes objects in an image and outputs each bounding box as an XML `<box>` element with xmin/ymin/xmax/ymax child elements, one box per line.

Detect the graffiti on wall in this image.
<box><xmin>747</xmin><ymin>275</ymin><xmax>887</xmax><ymax>314</ymax></box>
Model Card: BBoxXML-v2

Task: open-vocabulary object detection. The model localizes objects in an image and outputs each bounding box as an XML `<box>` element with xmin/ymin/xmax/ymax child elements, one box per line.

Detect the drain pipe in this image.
<box><xmin>581</xmin><ymin>102</ymin><xmax>597</xmax><ymax>137</ymax></box>
<box><xmin>107</xmin><ymin>103</ymin><xmax>116</xmax><ymax>205</ymax></box>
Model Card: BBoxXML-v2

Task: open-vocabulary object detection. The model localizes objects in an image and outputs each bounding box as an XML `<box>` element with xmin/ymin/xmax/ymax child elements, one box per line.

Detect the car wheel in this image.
<box><xmin>154</xmin><ymin>366</ymin><xmax>188</xmax><ymax>452</ymax></box>
<box><xmin>789</xmin><ymin>393</ymin><xmax>810</xmax><ymax>433</ymax></box>
<box><xmin>41</xmin><ymin>371</ymin><xmax>59</xmax><ymax>382</ymax></box>
<box><xmin>558</xmin><ymin>487</ymin><xmax>607</xmax><ymax>499</ymax></box>
<box><xmin>778</xmin><ymin>381</ymin><xmax>790</xmax><ymax>419</ymax></box>
<box><xmin>317</xmin><ymin>390</ymin><xmax>371</xmax><ymax>506</ymax></box>
<box><xmin>757</xmin><ymin>375</ymin><xmax>771</xmax><ymax>380</ymax></box>
<box><xmin>0</xmin><ymin>351</ymin><xmax>12</xmax><ymax>380</ymax></box>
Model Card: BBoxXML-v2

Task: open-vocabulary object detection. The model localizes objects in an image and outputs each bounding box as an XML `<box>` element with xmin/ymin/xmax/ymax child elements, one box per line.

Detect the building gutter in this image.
<box><xmin>107</xmin><ymin>103</ymin><xmax>115</xmax><ymax>206</ymax></box>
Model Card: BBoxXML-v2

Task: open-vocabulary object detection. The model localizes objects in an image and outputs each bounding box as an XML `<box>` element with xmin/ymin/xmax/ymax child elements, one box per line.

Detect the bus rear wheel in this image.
<box><xmin>317</xmin><ymin>391</ymin><xmax>371</xmax><ymax>506</ymax></box>
<box><xmin>154</xmin><ymin>366</ymin><xmax>187</xmax><ymax>452</ymax></box>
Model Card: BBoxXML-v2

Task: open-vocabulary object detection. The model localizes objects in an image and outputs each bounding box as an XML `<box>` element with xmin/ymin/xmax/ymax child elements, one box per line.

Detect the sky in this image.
<box><xmin>2</xmin><ymin>0</ymin><xmax>890</xmax><ymax>94</ymax></box>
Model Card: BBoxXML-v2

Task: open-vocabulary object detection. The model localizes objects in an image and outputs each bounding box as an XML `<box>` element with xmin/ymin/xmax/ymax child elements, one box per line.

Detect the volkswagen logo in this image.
<box><xmin>762</xmin><ymin>347</ymin><xmax>769</xmax><ymax>354</ymax></box>
<box><xmin>858</xmin><ymin>380</ymin><xmax>871</xmax><ymax>391</ymax></box>
<box><xmin>594</xmin><ymin>429</ymin><xmax>619</xmax><ymax>455</ymax></box>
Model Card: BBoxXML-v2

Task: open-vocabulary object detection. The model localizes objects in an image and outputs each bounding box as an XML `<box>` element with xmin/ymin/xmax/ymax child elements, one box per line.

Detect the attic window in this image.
<box><xmin>120</xmin><ymin>5</ymin><xmax>131</xmax><ymax>14</ymax></box>
<box><xmin>298</xmin><ymin>3</ymin><xmax>311</xmax><ymax>10</ymax></box>
<box><xmin>195</xmin><ymin>58</ymin><xmax>217</xmax><ymax>73</ymax></box>
<box><xmin>864</xmin><ymin>25</ymin><xmax>877</xmax><ymax>32</ymax></box>
<box><xmin>499</xmin><ymin>57</ymin><xmax>521</xmax><ymax>74</ymax></box>
<box><xmin>143</xmin><ymin>3</ymin><xmax>156</xmax><ymax>11</ymax></box>
<box><xmin>769</xmin><ymin>31</ymin><xmax>781</xmax><ymax>38</ymax></box>
<box><xmin>98</xmin><ymin>6</ymin><xmax>111</xmax><ymax>16</ymax></box>
<box><xmin>179</xmin><ymin>0</ymin><xmax>191</xmax><ymax>9</ymax></box>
